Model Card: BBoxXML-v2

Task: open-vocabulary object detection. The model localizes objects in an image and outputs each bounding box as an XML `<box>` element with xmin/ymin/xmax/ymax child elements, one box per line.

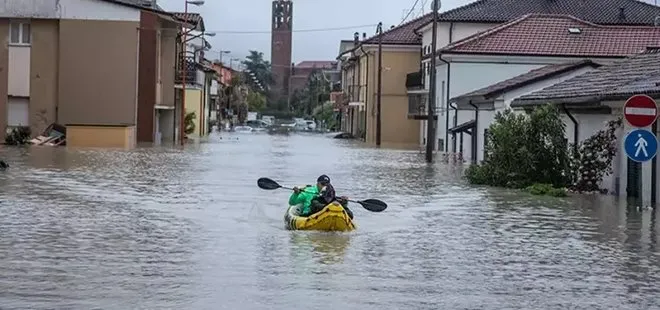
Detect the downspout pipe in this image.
<box><xmin>562</xmin><ymin>103</ymin><xmax>579</xmax><ymax>148</ymax></box>
<box><xmin>469</xmin><ymin>101</ymin><xmax>478</xmax><ymax>164</ymax></box>
<box><xmin>438</xmin><ymin>56</ymin><xmax>450</xmax><ymax>153</ymax></box>
<box><xmin>359</xmin><ymin>44</ymin><xmax>369</xmax><ymax>141</ymax></box>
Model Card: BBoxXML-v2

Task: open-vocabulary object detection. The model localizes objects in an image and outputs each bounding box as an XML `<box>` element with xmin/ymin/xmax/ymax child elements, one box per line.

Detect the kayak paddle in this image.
<box><xmin>257</xmin><ymin>177</ymin><xmax>388</xmax><ymax>212</ymax></box>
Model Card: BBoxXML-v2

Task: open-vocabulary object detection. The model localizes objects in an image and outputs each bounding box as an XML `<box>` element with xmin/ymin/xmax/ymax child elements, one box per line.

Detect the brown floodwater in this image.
<box><xmin>0</xmin><ymin>132</ymin><xmax>659</xmax><ymax>309</ymax></box>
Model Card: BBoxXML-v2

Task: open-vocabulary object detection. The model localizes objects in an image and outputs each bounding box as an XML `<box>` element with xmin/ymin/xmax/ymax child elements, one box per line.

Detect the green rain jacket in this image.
<box><xmin>288</xmin><ymin>185</ymin><xmax>319</xmax><ymax>216</ymax></box>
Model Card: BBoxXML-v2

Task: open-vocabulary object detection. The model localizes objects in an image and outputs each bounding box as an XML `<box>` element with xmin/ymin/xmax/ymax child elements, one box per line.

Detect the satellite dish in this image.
<box><xmin>429</xmin><ymin>0</ymin><xmax>441</xmax><ymax>12</ymax></box>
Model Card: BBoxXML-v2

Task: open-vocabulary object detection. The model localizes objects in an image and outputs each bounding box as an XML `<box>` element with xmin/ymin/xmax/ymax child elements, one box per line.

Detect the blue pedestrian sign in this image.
<box><xmin>624</xmin><ymin>129</ymin><xmax>658</xmax><ymax>162</ymax></box>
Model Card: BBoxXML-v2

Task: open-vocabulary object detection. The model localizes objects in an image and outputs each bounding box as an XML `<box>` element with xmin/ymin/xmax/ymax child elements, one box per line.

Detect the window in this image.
<box><xmin>9</xmin><ymin>22</ymin><xmax>30</xmax><ymax>45</ymax></box>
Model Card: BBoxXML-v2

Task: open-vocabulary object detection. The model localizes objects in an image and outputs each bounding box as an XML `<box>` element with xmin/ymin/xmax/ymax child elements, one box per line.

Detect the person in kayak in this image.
<box><xmin>289</xmin><ymin>184</ymin><xmax>319</xmax><ymax>216</ymax></box>
<box><xmin>309</xmin><ymin>175</ymin><xmax>354</xmax><ymax>219</ymax></box>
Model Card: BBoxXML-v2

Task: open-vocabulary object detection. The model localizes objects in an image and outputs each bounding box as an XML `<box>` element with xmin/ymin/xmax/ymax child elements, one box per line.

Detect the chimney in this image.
<box><xmin>619</xmin><ymin>7</ymin><xmax>626</xmax><ymax>20</ymax></box>
<box><xmin>362</xmin><ymin>32</ymin><xmax>366</xmax><ymax>39</ymax></box>
<box><xmin>353</xmin><ymin>32</ymin><xmax>359</xmax><ymax>45</ymax></box>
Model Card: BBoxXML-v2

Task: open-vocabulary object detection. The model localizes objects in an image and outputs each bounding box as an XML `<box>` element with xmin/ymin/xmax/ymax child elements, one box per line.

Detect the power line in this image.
<box><xmin>400</xmin><ymin>0</ymin><xmax>421</xmax><ymax>25</ymax></box>
<box><xmin>207</xmin><ymin>24</ymin><xmax>378</xmax><ymax>34</ymax></box>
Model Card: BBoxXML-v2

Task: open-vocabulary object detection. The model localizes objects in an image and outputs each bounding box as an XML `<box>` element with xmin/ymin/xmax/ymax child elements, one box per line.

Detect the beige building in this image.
<box><xmin>0</xmin><ymin>0</ymin><xmax>182</xmax><ymax>148</ymax></box>
<box><xmin>337</xmin><ymin>18</ymin><xmax>428</xmax><ymax>148</ymax></box>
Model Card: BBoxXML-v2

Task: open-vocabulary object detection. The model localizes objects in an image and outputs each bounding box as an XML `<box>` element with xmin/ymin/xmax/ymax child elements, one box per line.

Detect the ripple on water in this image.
<box><xmin>1</xmin><ymin>134</ymin><xmax>660</xmax><ymax>309</ymax></box>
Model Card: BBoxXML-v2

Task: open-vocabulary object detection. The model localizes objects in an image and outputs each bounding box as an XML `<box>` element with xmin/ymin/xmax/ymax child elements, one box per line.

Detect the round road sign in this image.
<box><xmin>624</xmin><ymin>94</ymin><xmax>658</xmax><ymax>127</ymax></box>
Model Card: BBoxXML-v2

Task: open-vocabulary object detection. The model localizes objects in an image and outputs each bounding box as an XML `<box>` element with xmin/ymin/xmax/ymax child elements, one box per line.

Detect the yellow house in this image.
<box><xmin>337</xmin><ymin>17</ymin><xmax>427</xmax><ymax>149</ymax></box>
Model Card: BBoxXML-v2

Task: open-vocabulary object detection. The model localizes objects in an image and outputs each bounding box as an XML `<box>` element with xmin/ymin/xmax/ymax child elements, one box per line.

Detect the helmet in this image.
<box><xmin>317</xmin><ymin>174</ymin><xmax>330</xmax><ymax>185</ymax></box>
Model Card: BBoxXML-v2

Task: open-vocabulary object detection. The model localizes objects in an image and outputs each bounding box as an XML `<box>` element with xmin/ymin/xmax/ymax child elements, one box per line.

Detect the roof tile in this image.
<box><xmin>511</xmin><ymin>49</ymin><xmax>660</xmax><ymax>106</ymax></box>
<box><xmin>173</xmin><ymin>12</ymin><xmax>205</xmax><ymax>31</ymax></box>
<box><xmin>362</xmin><ymin>14</ymin><xmax>432</xmax><ymax>45</ymax></box>
<box><xmin>441</xmin><ymin>14</ymin><xmax>660</xmax><ymax>57</ymax></box>
<box><xmin>425</xmin><ymin>0</ymin><xmax>660</xmax><ymax>26</ymax></box>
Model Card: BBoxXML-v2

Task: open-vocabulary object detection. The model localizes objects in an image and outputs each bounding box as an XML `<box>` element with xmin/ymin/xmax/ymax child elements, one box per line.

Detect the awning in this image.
<box><xmin>448</xmin><ymin>120</ymin><xmax>476</xmax><ymax>134</ymax></box>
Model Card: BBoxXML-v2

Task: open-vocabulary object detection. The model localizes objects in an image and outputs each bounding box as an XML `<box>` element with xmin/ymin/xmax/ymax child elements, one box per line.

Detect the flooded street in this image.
<box><xmin>1</xmin><ymin>133</ymin><xmax>660</xmax><ymax>309</ymax></box>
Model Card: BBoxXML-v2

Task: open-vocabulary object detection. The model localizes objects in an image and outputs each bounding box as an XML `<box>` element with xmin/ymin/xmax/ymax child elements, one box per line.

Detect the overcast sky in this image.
<box><xmin>157</xmin><ymin>0</ymin><xmax>658</xmax><ymax>64</ymax></box>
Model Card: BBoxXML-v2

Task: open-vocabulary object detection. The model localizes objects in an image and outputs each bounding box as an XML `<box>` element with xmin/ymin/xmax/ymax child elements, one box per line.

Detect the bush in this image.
<box><xmin>525</xmin><ymin>183</ymin><xmax>567</xmax><ymax>197</ymax></box>
<box><xmin>184</xmin><ymin>112</ymin><xmax>196</xmax><ymax>135</ymax></box>
<box><xmin>5</xmin><ymin>126</ymin><xmax>31</xmax><ymax>145</ymax></box>
<box><xmin>568</xmin><ymin>118</ymin><xmax>622</xmax><ymax>193</ymax></box>
<box><xmin>466</xmin><ymin>105</ymin><xmax>571</xmax><ymax>190</ymax></box>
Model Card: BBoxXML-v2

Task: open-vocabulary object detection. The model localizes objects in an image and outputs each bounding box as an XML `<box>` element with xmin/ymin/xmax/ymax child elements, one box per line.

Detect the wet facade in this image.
<box><xmin>0</xmin><ymin>0</ymin><xmax>179</xmax><ymax>147</ymax></box>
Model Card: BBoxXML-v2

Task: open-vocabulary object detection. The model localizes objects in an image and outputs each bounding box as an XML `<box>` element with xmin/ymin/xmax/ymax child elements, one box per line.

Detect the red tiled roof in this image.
<box><xmin>415</xmin><ymin>0</ymin><xmax>660</xmax><ymax>29</ymax></box>
<box><xmin>173</xmin><ymin>12</ymin><xmax>205</xmax><ymax>31</ymax></box>
<box><xmin>441</xmin><ymin>14</ymin><xmax>660</xmax><ymax>57</ymax></box>
<box><xmin>295</xmin><ymin>61</ymin><xmax>337</xmax><ymax>69</ymax></box>
<box><xmin>511</xmin><ymin>48</ymin><xmax>660</xmax><ymax>106</ymax></box>
<box><xmin>362</xmin><ymin>14</ymin><xmax>433</xmax><ymax>45</ymax></box>
<box><xmin>451</xmin><ymin>60</ymin><xmax>602</xmax><ymax>102</ymax></box>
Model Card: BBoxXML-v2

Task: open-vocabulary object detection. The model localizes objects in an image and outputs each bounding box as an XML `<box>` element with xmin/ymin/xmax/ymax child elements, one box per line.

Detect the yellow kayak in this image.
<box><xmin>284</xmin><ymin>202</ymin><xmax>356</xmax><ymax>232</ymax></box>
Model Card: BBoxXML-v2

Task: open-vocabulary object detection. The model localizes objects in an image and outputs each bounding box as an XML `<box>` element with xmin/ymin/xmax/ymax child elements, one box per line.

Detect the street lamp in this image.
<box><xmin>230</xmin><ymin>58</ymin><xmax>241</xmax><ymax>69</ymax></box>
<box><xmin>180</xmin><ymin>0</ymin><xmax>204</xmax><ymax>145</ymax></box>
<box><xmin>217</xmin><ymin>50</ymin><xmax>230</xmax><ymax>63</ymax></box>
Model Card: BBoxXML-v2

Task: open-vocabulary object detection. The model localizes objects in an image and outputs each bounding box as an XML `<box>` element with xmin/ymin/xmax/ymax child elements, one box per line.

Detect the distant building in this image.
<box><xmin>289</xmin><ymin>61</ymin><xmax>339</xmax><ymax>95</ymax></box>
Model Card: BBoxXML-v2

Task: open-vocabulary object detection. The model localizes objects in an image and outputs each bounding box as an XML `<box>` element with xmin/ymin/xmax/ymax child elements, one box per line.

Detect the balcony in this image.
<box><xmin>175</xmin><ymin>54</ymin><xmax>196</xmax><ymax>85</ymax></box>
<box><xmin>408</xmin><ymin>93</ymin><xmax>439</xmax><ymax>120</ymax></box>
<box><xmin>406</xmin><ymin>71</ymin><xmax>424</xmax><ymax>90</ymax></box>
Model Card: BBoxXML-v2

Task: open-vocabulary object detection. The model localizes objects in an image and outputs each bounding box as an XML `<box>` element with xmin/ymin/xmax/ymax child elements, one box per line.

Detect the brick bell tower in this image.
<box><xmin>271</xmin><ymin>0</ymin><xmax>293</xmax><ymax>103</ymax></box>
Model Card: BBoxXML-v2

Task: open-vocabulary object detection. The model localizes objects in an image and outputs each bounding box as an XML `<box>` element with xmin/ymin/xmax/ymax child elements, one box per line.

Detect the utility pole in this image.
<box><xmin>426</xmin><ymin>0</ymin><xmax>439</xmax><ymax>162</ymax></box>
<box><xmin>376</xmin><ymin>22</ymin><xmax>383</xmax><ymax>146</ymax></box>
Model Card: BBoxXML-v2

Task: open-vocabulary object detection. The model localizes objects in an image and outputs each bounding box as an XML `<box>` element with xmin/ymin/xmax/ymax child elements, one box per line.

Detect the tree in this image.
<box><xmin>247</xmin><ymin>91</ymin><xmax>266</xmax><ymax>112</ymax></box>
<box><xmin>289</xmin><ymin>69</ymin><xmax>331</xmax><ymax>117</ymax></box>
<box><xmin>241</xmin><ymin>50</ymin><xmax>273</xmax><ymax>91</ymax></box>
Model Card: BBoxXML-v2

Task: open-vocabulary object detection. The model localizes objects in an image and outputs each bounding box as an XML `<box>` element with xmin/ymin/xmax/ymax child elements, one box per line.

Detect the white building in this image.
<box><xmin>510</xmin><ymin>49</ymin><xmax>660</xmax><ymax>203</ymax></box>
<box><xmin>416</xmin><ymin>14</ymin><xmax>660</xmax><ymax>163</ymax></box>
<box><xmin>411</xmin><ymin>0</ymin><xmax>660</xmax><ymax>158</ymax></box>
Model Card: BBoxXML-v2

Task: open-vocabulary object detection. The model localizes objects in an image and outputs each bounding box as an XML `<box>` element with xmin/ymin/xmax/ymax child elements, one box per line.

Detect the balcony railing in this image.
<box><xmin>175</xmin><ymin>55</ymin><xmax>196</xmax><ymax>85</ymax></box>
<box><xmin>408</xmin><ymin>93</ymin><xmax>440</xmax><ymax>120</ymax></box>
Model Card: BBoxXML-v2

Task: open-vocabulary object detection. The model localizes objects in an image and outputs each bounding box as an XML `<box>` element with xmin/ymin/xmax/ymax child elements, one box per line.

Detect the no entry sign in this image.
<box><xmin>624</xmin><ymin>94</ymin><xmax>658</xmax><ymax>127</ymax></box>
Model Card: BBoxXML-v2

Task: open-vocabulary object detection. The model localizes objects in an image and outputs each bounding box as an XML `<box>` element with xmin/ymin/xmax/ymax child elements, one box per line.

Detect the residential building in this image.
<box><xmin>430</xmin><ymin>14</ymin><xmax>660</xmax><ymax>163</ymax></box>
<box><xmin>0</xmin><ymin>0</ymin><xmax>181</xmax><ymax>148</ymax></box>
<box><xmin>411</xmin><ymin>0</ymin><xmax>660</xmax><ymax>155</ymax></box>
<box><xmin>450</xmin><ymin>60</ymin><xmax>602</xmax><ymax>162</ymax></box>
<box><xmin>510</xmin><ymin>49</ymin><xmax>660</xmax><ymax>203</ymax></box>
<box><xmin>337</xmin><ymin>17</ymin><xmax>428</xmax><ymax>148</ymax></box>
<box><xmin>173</xmin><ymin>12</ymin><xmax>214</xmax><ymax>141</ymax></box>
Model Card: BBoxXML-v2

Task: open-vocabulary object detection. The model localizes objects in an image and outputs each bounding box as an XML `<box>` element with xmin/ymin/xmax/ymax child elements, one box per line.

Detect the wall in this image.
<box><xmin>137</xmin><ymin>10</ymin><xmax>158</xmax><ymax>142</ymax></box>
<box><xmin>0</xmin><ymin>20</ymin><xmax>8</xmax><ymax>132</ymax></box>
<box><xmin>434</xmin><ymin>61</ymin><xmax>544</xmax><ymax>154</ymax></box>
<box><xmin>364</xmin><ymin>48</ymin><xmax>421</xmax><ymax>147</ymax></box>
<box><xmin>66</xmin><ymin>124</ymin><xmax>136</xmax><ymax>148</ymax></box>
<box><xmin>184</xmin><ymin>88</ymin><xmax>202</xmax><ymax>137</ymax></box>
<box><xmin>57</xmin><ymin>18</ymin><xmax>139</xmax><ymax>126</ymax></box>
<box><xmin>29</xmin><ymin>19</ymin><xmax>58</xmax><ymax>136</ymax></box>
<box><xmin>0</xmin><ymin>0</ymin><xmax>140</xmax><ymax>20</ymax></box>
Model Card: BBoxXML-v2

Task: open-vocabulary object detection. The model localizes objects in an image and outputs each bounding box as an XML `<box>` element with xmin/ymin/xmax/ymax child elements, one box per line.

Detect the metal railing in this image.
<box><xmin>175</xmin><ymin>54</ymin><xmax>197</xmax><ymax>85</ymax></box>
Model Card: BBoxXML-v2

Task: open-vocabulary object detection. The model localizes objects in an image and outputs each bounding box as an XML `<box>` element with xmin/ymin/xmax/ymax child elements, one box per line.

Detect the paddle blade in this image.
<box><xmin>257</xmin><ymin>177</ymin><xmax>282</xmax><ymax>190</ymax></box>
<box><xmin>357</xmin><ymin>199</ymin><xmax>387</xmax><ymax>212</ymax></box>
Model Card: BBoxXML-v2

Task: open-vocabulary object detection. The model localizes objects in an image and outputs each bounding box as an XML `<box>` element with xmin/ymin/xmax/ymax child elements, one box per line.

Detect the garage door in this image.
<box><xmin>7</xmin><ymin>97</ymin><xmax>28</xmax><ymax>127</ymax></box>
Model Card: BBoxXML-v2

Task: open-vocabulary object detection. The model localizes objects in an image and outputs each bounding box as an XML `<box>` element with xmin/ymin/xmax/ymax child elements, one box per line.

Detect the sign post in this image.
<box><xmin>624</xmin><ymin>94</ymin><xmax>658</xmax><ymax>128</ymax></box>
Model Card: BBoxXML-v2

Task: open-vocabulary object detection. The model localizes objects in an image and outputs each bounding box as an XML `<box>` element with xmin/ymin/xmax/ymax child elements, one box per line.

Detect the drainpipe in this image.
<box><xmin>469</xmin><ymin>101</ymin><xmax>478</xmax><ymax>164</ymax></box>
<box><xmin>439</xmin><ymin>56</ymin><xmax>451</xmax><ymax>153</ymax></box>
<box><xmin>562</xmin><ymin>103</ymin><xmax>579</xmax><ymax>148</ymax></box>
<box><xmin>359</xmin><ymin>44</ymin><xmax>369</xmax><ymax>141</ymax></box>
